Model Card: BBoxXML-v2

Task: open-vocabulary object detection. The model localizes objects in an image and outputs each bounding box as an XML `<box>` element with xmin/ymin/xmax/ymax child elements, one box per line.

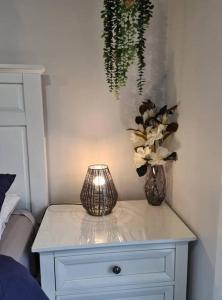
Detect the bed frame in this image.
<box><xmin>0</xmin><ymin>65</ymin><xmax>48</xmax><ymax>219</ymax></box>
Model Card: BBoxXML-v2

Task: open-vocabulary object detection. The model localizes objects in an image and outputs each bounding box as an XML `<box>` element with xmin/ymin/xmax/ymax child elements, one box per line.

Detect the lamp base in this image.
<box><xmin>81</xmin><ymin>201</ymin><xmax>116</xmax><ymax>217</ymax></box>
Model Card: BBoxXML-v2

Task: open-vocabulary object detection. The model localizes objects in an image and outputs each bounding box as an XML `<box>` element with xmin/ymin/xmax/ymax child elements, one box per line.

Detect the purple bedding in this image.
<box><xmin>0</xmin><ymin>255</ymin><xmax>48</xmax><ymax>300</ymax></box>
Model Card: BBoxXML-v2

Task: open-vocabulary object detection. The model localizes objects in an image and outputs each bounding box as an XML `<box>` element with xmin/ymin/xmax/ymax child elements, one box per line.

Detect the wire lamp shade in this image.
<box><xmin>80</xmin><ymin>164</ymin><xmax>118</xmax><ymax>216</ymax></box>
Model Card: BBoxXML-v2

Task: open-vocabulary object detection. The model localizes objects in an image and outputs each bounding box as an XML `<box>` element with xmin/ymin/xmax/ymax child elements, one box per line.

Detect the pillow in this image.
<box><xmin>0</xmin><ymin>174</ymin><xmax>16</xmax><ymax>210</ymax></box>
<box><xmin>0</xmin><ymin>194</ymin><xmax>20</xmax><ymax>239</ymax></box>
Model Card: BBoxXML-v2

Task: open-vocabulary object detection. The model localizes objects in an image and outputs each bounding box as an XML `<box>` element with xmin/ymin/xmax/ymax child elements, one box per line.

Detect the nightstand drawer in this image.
<box><xmin>55</xmin><ymin>248</ymin><xmax>175</xmax><ymax>292</ymax></box>
<box><xmin>56</xmin><ymin>286</ymin><xmax>174</xmax><ymax>300</ymax></box>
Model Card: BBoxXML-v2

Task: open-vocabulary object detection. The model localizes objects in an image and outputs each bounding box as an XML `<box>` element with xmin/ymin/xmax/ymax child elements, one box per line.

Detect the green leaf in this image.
<box><xmin>101</xmin><ymin>0</ymin><xmax>154</xmax><ymax>96</ymax></box>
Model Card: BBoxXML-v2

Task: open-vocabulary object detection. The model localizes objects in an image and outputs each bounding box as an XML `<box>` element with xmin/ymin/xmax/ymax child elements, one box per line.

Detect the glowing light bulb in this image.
<box><xmin>93</xmin><ymin>176</ymin><xmax>106</xmax><ymax>187</ymax></box>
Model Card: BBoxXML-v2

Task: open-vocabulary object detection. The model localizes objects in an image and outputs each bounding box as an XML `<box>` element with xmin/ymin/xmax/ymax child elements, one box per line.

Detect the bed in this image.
<box><xmin>0</xmin><ymin>255</ymin><xmax>49</xmax><ymax>300</ymax></box>
<box><xmin>0</xmin><ymin>65</ymin><xmax>48</xmax><ymax>268</ymax></box>
<box><xmin>0</xmin><ymin>211</ymin><xmax>35</xmax><ymax>268</ymax></box>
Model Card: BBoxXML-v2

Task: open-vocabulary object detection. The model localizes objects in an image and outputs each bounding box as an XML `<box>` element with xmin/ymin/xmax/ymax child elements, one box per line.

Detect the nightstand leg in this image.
<box><xmin>174</xmin><ymin>243</ymin><xmax>188</xmax><ymax>300</ymax></box>
<box><xmin>40</xmin><ymin>253</ymin><xmax>55</xmax><ymax>300</ymax></box>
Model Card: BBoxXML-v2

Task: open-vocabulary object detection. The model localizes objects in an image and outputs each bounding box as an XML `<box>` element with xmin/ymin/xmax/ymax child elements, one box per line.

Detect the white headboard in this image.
<box><xmin>0</xmin><ymin>65</ymin><xmax>48</xmax><ymax>219</ymax></box>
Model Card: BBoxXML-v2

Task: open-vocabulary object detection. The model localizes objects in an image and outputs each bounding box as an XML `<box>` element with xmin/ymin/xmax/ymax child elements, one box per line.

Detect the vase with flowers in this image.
<box><xmin>129</xmin><ymin>99</ymin><xmax>178</xmax><ymax>205</ymax></box>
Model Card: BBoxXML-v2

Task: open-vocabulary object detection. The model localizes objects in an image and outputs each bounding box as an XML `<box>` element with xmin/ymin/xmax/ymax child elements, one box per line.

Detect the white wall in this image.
<box><xmin>0</xmin><ymin>0</ymin><xmax>167</xmax><ymax>204</ymax></box>
<box><xmin>2</xmin><ymin>0</ymin><xmax>222</xmax><ymax>296</ymax></box>
<box><xmin>166</xmin><ymin>0</ymin><xmax>222</xmax><ymax>299</ymax></box>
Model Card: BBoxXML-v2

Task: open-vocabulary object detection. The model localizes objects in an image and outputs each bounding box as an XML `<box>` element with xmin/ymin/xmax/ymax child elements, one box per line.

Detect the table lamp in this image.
<box><xmin>80</xmin><ymin>164</ymin><xmax>118</xmax><ymax>216</ymax></box>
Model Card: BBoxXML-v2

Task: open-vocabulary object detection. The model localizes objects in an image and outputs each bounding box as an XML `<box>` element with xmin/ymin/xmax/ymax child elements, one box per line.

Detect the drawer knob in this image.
<box><xmin>112</xmin><ymin>266</ymin><xmax>121</xmax><ymax>274</ymax></box>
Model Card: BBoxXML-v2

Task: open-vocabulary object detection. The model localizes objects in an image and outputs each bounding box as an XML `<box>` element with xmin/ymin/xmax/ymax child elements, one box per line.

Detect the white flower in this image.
<box><xmin>149</xmin><ymin>147</ymin><xmax>169</xmax><ymax>166</ymax></box>
<box><xmin>130</xmin><ymin>131</ymin><xmax>146</xmax><ymax>147</ymax></box>
<box><xmin>145</xmin><ymin>124</ymin><xmax>165</xmax><ymax>146</ymax></box>
<box><xmin>162</xmin><ymin>113</ymin><xmax>168</xmax><ymax>124</ymax></box>
<box><xmin>157</xmin><ymin>124</ymin><xmax>166</xmax><ymax>133</ymax></box>
<box><xmin>146</xmin><ymin>126</ymin><xmax>152</xmax><ymax>134</ymax></box>
<box><xmin>134</xmin><ymin>146</ymin><xmax>151</xmax><ymax>168</ymax></box>
<box><xmin>137</xmin><ymin>124</ymin><xmax>144</xmax><ymax>132</ymax></box>
<box><xmin>143</xmin><ymin>109</ymin><xmax>155</xmax><ymax>122</ymax></box>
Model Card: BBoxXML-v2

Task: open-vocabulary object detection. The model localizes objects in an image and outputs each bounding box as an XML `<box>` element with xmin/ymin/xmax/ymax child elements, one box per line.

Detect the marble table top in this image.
<box><xmin>32</xmin><ymin>200</ymin><xmax>196</xmax><ymax>253</ymax></box>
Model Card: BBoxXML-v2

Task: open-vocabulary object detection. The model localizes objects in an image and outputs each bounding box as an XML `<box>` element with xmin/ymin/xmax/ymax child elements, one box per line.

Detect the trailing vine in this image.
<box><xmin>101</xmin><ymin>0</ymin><xmax>154</xmax><ymax>97</ymax></box>
<box><xmin>101</xmin><ymin>0</ymin><xmax>115</xmax><ymax>92</ymax></box>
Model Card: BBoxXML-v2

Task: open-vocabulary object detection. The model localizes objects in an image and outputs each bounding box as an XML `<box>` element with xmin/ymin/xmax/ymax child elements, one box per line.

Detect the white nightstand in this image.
<box><xmin>32</xmin><ymin>200</ymin><xmax>196</xmax><ymax>300</ymax></box>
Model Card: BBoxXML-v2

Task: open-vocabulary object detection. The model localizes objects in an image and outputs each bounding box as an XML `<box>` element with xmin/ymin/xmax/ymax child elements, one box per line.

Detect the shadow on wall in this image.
<box><xmin>165</xmin><ymin>48</ymin><xmax>181</xmax><ymax>204</ymax></box>
<box><xmin>166</xmin><ymin>29</ymin><xmax>217</xmax><ymax>300</ymax></box>
<box><xmin>120</xmin><ymin>0</ymin><xmax>168</xmax><ymax>130</ymax></box>
<box><xmin>188</xmin><ymin>241</ymin><xmax>215</xmax><ymax>300</ymax></box>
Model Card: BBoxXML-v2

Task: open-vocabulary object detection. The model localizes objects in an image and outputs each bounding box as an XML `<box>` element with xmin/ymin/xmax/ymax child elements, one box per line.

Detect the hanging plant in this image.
<box><xmin>101</xmin><ymin>0</ymin><xmax>154</xmax><ymax>97</ymax></box>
